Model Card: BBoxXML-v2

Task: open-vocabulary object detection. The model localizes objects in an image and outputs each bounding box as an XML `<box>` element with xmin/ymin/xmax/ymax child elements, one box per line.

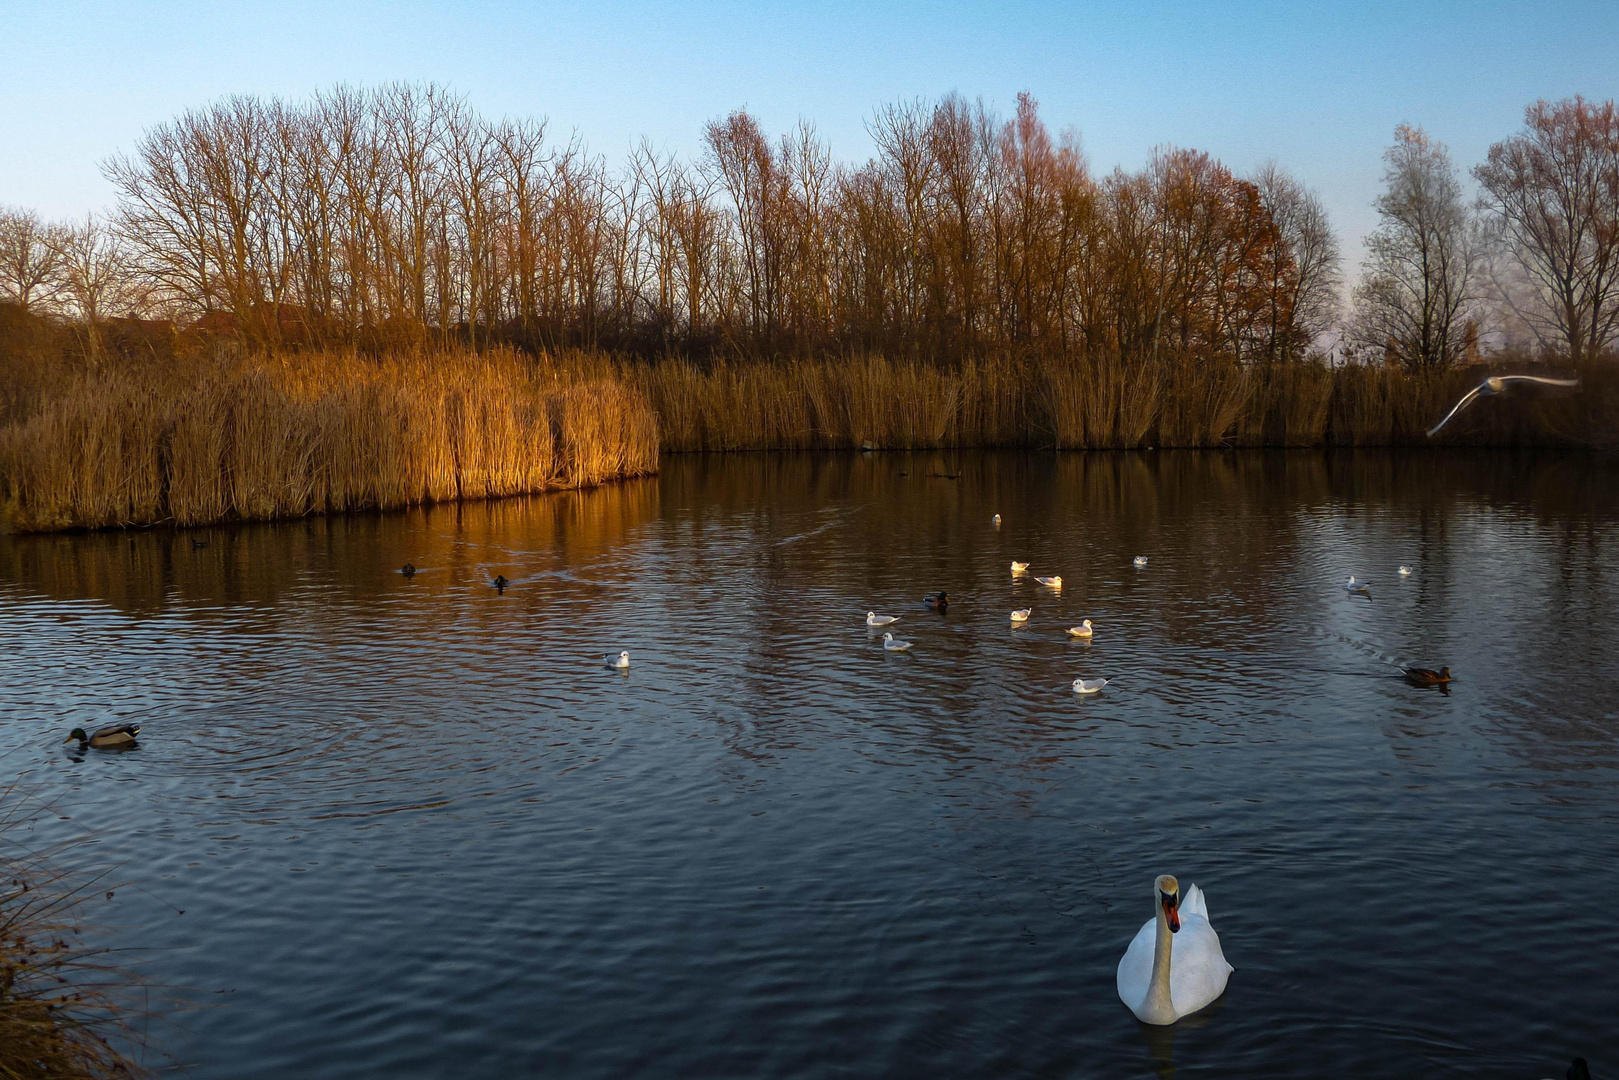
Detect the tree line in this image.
<box><xmin>2</xmin><ymin>86</ymin><xmax>1617</xmax><ymax>370</ymax></box>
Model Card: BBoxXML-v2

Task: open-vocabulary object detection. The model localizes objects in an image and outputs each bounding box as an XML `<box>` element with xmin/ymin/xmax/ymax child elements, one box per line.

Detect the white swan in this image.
<box><xmin>993</xmin><ymin>514</ymin><xmax>1002</xmax><ymax>526</ymax></box>
<box><xmin>1072</xmin><ymin>677</ymin><xmax>1109</xmax><ymax>693</ymax></box>
<box><xmin>1010</xmin><ymin>608</ymin><xmax>1031</xmax><ymax>623</ymax></box>
<box><xmin>1398</xmin><ymin>565</ymin><xmax>1413</xmax><ymax>577</ymax></box>
<box><xmin>1345</xmin><ymin>576</ymin><xmax>1371</xmax><ymax>595</ymax></box>
<box><xmin>1133</xmin><ymin>556</ymin><xmax>1149</xmax><ymax>568</ymax></box>
<box><xmin>882</xmin><ymin>632</ymin><xmax>912</xmax><ymax>652</ymax></box>
<box><xmin>1117</xmin><ymin>875</ymin><xmax>1233</xmax><ymax>1025</ymax></box>
<box><xmin>605</xmin><ymin>651</ymin><xmax>630</xmax><ymax>669</ymax></box>
<box><xmin>866</xmin><ymin>612</ymin><xmax>901</xmax><ymax>627</ymax></box>
<box><xmin>1035</xmin><ymin>575</ymin><xmax>1062</xmax><ymax>589</ymax></box>
<box><xmin>1011</xmin><ymin>560</ymin><xmax>1030</xmax><ymax>574</ymax></box>
<box><xmin>1067</xmin><ymin>619</ymin><xmax>1094</xmax><ymax>638</ymax></box>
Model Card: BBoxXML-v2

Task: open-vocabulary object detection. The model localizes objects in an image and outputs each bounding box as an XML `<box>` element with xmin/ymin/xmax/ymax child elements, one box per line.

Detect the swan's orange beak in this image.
<box><xmin>1161</xmin><ymin>890</ymin><xmax>1181</xmax><ymax>933</ymax></box>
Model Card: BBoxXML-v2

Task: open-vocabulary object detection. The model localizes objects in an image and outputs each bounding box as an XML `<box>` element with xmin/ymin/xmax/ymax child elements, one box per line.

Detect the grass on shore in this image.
<box><xmin>0</xmin><ymin>350</ymin><xmax>659</xmax><ymax>533</ymax></box>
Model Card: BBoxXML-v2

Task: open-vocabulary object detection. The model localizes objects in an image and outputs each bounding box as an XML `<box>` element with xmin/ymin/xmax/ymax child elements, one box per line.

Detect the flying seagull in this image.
<box><xmin>1426</xmin><ymin>374</ymin><xmax>1581</xmax><ymax>437</ymax></box>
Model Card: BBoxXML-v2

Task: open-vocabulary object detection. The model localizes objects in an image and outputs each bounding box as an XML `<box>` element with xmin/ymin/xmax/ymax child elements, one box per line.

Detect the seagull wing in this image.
<box><xmin>1426</xmin><ymin>382</ymin><xmax>1487</xmax><ymax>437</ymax></box>
<box><xmin>1498</xmin><ymin>375</ymin><xmax>1582</xmax><ymax>389</ymax></box>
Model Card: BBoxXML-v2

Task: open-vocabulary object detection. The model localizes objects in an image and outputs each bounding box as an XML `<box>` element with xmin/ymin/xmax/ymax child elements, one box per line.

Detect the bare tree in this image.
<box><xmin>1474</xmin><ymin>96</ymin><xmax>1619</xmax><ymax>363</ymax></box>
<box><xmin>1353</xmin><ymin>125</ymin><xmax>1480</xmax><ymax>370</ymax></box>
<box><xmin>0</xmin><ymin>207</ymin><xmax>65</xmax><ymax>313</ymax></box>
<box><xmin>49</xmin><ymin>215</ymin><xmax>145</xmax><ymax>360</ymax></box>
<box><xmin>1254</xmin><ymin>163</ymin><xmax>1340</xmax><ymax>357</ymax></box>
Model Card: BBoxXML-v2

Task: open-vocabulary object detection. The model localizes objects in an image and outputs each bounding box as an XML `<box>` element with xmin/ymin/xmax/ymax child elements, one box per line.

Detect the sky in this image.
<box><xmin>3</xmin><ymin>0</ymin><xmax>1618</xmax><ymax>273</ymax></box>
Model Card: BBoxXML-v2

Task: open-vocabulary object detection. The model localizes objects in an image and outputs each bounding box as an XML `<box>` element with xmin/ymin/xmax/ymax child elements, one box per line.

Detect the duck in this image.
<box><xmin>1554</xmin><ymin>1058</ymin><xmax>1591</xmax><ymax>1080</ymax></box>
<box><xmin>1398</xmin><ymin>565</ymin><xmax>1413</xmax><ymax>577</ymax></box>
<box><xmin>65</xmin><ymin>723</ymin><xmax>141</xmax><ymax>749</ymax></box>
<box><xmin>992</xmin><ymin>514</ymin><xmax>1002</xmax><ymax>526</ymax></box>
<box><xmin>1067</xmin><ymin>619</ymin><xmax>1094</xmax><ymax>638</ymax></box>
<box><xmin>605</xmin><ymin>650</ymin><xmax>630</xmax><ymax>669</ymax></box>
<box><xmin>401</xmin><ymin>563</ymin><xmax>416</xmax><ymax>577</ymax></box>
<box><xmin>1116</xmin><ymin>875</ymin><xmax>1233</xmax><ymax>1025</ymax></box>
<box><xmin>1403</xmin><ymin>666</ymin><xmax>1452</xmax><ymax>686</ymax></box>
<box><xmin>882</xmin><ymin>632</ymin><xmax>912</xmax><ymax>652</ymax></box>
<box><xmin>1011</xmin><ymin>560</ymin><xmax>1030</xmax><ymax>575</ymax></box>
<box><xmin>866</xmin><ymin>612</ymin><xmax>902</xmax><ymax>627</ymax></box>
<box><xmin>1072</xmin><ymin>677</ymin><xmax>1109</xmax><ymax>693</ymax></box>
<box><xmin>1133</xmin><ymin>556</ymin><xmax>1149</xmax><ymax>568</ymax></box>
<box><xmin>1035</xmin><ymin>575</ymin><xmax>1062</xmax><ymax>589</ymax></box>
<box><xmin>493</xmin><ymin>574</ymin><xmax>510</xmax><ymax>591</ymax></box>
<box><xmin>923</xmin><ymin>592</ymin><xmax>949</xmax><ymax>610</ymax></box>
<box><xmin>1345</xmin><ymin>576</ymin><xmax>1371</xmax><ymax>595</ymax></box>
<box><xmin>1010</xmin><ymin>608</ymin><xmax>1031</xmax><ymax>623</ymax></box>
<box><xmin>191</xmin><ymin>539</ymin><xmax>209</xmax><ymax>550</ymax></box>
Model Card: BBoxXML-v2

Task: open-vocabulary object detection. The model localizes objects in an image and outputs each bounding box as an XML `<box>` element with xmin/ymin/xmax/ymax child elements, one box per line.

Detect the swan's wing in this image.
<box><xmin>1426</xmin><ymin>383</ymin><xmax>1486</xmax><ymax>436</ymax></box>
<box><xmin>1182</xmin><ymin>883</ymin><xmax>1209</xmax><ymax>920</ymax></box>
<box><xmin>1170</xmin><ymin>914</ymin><xmax>1234</xmax><ymax>1016</ymax></box>
<box><xmin>1116</xmin><ymin>917</ymin><xmax>1156</xmax><ymax>1011</ymax></box>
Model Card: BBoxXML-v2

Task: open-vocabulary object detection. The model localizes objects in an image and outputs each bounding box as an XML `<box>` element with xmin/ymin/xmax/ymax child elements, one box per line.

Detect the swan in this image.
<box><xmin>1035</xmin><ymin>575</ymin><xmax>1062</xmax><ymax>589</ymax></box>
<box><xmin>1133</xmin><ymin>556</ymin><xmax>1149</xmax><ymax>568</ymax></box>
<box><xmin>1010</xmin><ymin>608</ymin><xmax>1031</xmax><ymax>623</ymax></box>
<box><xmin>65</xmin><ymin>723</ymin><xmax>141</xmax><ymax>749</ymax></box>
<box><xmin>1345</xmin><ymin>576</ymin><xmax>1371</xmax><ymax>595</ymax></box>
<box><xmin>1067</xmin><ymin>619</ymin><xmax>1094</xmax><ymax>638</ymax></box>
<box><xmin>1426</xmin><ymin>373</ymin><xmax>1581</xmax><ymax>436</ymax></box>
<box><xmin>1117</xmin><ymin>875</ymin><xmax>1233</xmax><ymax>1024</ymax></box>
<box><xmin>866</xmin><ymin>612</ymin><xmax>901</xmax><ymax>627</ymax></box>
<box><xmin>605</xmin><ymin>651</ymin><xmax>630</xmax><ymax>669</ymax></box>
<box><xmin>1072</xmin><ymin>677</ymin><xmax>1109</xmax><ymax>693</ymax></box>
<box><xmin>993</xmin><ymin>514</ymin><xmax>1002</xmax><ymax>526</ymax></box>
<box><xmin>882</xmin><ymin>632</ymin><xmax>912</xmax><ymax>652</ymax></box>
<box><xmin>1011</xmin><ymin>560</ymin><xmax>1030</xmax><ymax>574</ymax></box>
<box><xmin>1398</xmin><ymin>565</ymin><xmax>1413</xmax><ymax>577</ymax></box>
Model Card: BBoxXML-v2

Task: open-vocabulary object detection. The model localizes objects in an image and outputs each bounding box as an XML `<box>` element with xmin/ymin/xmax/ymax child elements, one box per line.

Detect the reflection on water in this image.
<box><xmin>2</xmin><ymin>450</ymin><xmax>1617</xmax><ymax>1079</ymax></box>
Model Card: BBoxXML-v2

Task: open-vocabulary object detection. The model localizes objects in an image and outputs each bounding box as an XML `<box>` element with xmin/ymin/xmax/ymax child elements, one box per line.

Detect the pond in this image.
<box><xmin>2</xmin><ymin>450</ymin><xmax>1616</xmax><ymax>1079</ymax></box>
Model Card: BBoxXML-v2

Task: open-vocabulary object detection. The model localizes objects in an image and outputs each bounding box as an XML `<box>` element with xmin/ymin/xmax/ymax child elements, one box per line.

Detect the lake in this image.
<box><xmin>2</xmin><ymin>450</ymin><xmax>1616</xmax><ymax>1078</ymax></box>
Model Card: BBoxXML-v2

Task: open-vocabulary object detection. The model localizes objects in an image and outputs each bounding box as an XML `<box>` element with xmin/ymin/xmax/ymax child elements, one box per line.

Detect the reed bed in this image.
<box><xmin>630</xmin><ymin>352</ymin><xmax>1614</xmax><ymax>452</ymax></box>
<box><xmin>0</xmin><ymin>350</ymin><xmax>659</xmax><ymax>533</ymax></box>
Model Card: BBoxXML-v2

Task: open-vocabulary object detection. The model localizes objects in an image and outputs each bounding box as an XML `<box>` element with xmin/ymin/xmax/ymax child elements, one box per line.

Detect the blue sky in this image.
<box><xmin>3</xmin><ymin>1</ymin><xmax>1617</xmax><ymax>271</ymax></box>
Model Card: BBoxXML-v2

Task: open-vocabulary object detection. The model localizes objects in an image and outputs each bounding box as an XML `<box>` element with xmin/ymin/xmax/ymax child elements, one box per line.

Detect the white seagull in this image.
<box><xmin>1116</xmin><ymin>875</ymin><xmax>1233</xmax><ymax>1024</ymax></box>
<box><xmin>1067</xmin><ymin>619</ymin><xmax>1094</xmax><ymax>638</ymax></box>
<box><xmin>1427</xmin><ymin>374</ymin><xmax>1582</xmax><ymax>436</ymax></box>
<box><xmin>993</xmin><ymin>513</ymin><xmax>1002</xmax><ymax>526</ymax></box>
<box><xmin>1011</xmin><ymin>560</ymin><xmax>1030</xmax><ymax>574</ymax></box>
<box><xmin>1072</xmin><ymin>677</ymin><xmax>1110</xmax><ymax>693</ymax></box>
<box><xmin>882</xmin><ymin>631</ymin><xmax>913</xmax><ymax>651</ymax></box>
<box><xmin>866</xmin><ymin>612</ymin><xmax>901</xmax><ymax>627</ymax></box>
<box><xmin>605</xmin><ymin>650</ymin><xmax>631</xmax><ymax>669</ymax></box>
<box><xmin>1133</xmin><ymin>556</ymin><xmax>1149</xmax><ymax>568</ymax></box>
<box><xmin>1346</xmin><ymin>576</ymin><xmax>1371</xmax><ymax>595</ymax></box>
<box><xmin>1010</xmin><ymin>608</ymin><xmax>1032</xmax><ymax>623</ymax></box>
<box><xmin>1398</xmin><ymin>565</ymin><xmax>1413</xmax><ymax>577</ymax></box>
<box><xmin>1035</xmin><ymin>575</ymin><xmax>1062</xmax><ymax>589</ymax></box>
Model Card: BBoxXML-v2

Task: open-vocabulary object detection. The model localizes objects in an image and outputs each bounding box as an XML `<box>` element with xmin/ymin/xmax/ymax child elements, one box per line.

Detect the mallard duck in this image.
<box><xmin>605</xmin><ymin>650</ymin><xmax>630</xmax><ymax>669</ymax></box>
<box><xmin>923</xmin><ymin>591</ymin><xmax>949</xmax><ymax>609</ymax></box>
<box><xmin>1011</xmin><ymin>560</ymin><xmax>1030</xmax><ymax>574</ymax></box>
<box><xmin>882</xmin><ymin>632</ymin><xmax>913</xmax><ymax>652</ymax></box>
<box><xmin>401</xmin><ymin>563</ymin><xmax>416</xmax><ymax>577</ymax></box>
<box><xmin>1404</xmin><ymin>666</ymin><xmax>1452</xmax><ymax>686</ymax></box>
<box><xmin>65</xmin><ymin>723</ymin><xmax>141</xmax><ymax>748</ymax></box>
<box><xmin>191</xmin><ymin>539</ymin><xmax>209</xmax><ymax>550</ymax></box>
<box><xmin>1133</xmin><ymin>556</ymin><xmax>1149</xmax><ymax>568</ymax></box>
<box><xmin>1035</xmin><ymin>575</ymin><xmax>1062</xmax><ymax>589</ymax></box>
<box><xmin>1067</xmin><ymin>619</ymin><xmax>1094</xmax><ymax>638</ymax></box>
<box><xmin>1010</xmin><ymin>608</ymin><xmax>1031</xmax><ymax>623</ymax></box>
<box><xmin>493</xmin><ymin>574</ymin><xmax>510</xmax><ymax>591</ymax></box>
<box><xmin>866</xmin><ymin>611</ymin><xmax>901</xmax><ymax>627</ymax></box>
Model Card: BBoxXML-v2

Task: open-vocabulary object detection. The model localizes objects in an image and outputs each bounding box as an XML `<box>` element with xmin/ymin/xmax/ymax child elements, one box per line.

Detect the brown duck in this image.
<box><xmin>1403</xmin><ymin>666</ymin><xmax>1452</xmax><ymax>686</ymax></box>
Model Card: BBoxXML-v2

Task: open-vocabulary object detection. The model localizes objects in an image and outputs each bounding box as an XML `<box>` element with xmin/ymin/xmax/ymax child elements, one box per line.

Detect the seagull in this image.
<box><xmin>1035</xmin><ymin>575</ymin><xmax>1063</xmax><ymax>589</ymax></box>
<box><xmin>1011</xmin><ymin>560</ymin><xmax>1030</xmax><ymax>574</ymax></box>
<box><xmin>866</xmin><ymin>612</ymin><xmax>901</xmax><ymax>627</ymax></box>
<box><xmin>1426</xmin><ymin>374</ymin><xmax>1582</xmax><ymax>436</ymax></box>
<box><xmin>882</xmin><ymin>632</ymin><xmax>913</xmax><ymax>651</ymax></box>
<box><xmin>1073</xmin><ymin>677</ymin><xmax>1110</xmax><ymax>694</ymax></box>
<box><xmin>1133</xmin><ymin>556</ymin><xmax>1149</xmax><ymax>568</ymax></box>
<box><xmin>1067</xmin><ymin>619</ymin><xmax>1094</xmax><ymax>638</ymax></box>
<box><xmin>1398</xmin><ymin>565</ymin><xmax>1413</xmax><ymax>577</ymax></box>
<box><xmin>993</xmin><ymin>514</ymin><xmax>1002</xmax><ymax>526</ymax></box>
<box><xmin>1011</xmin><ymin>608</ymin><xmax>1031</xmax><ymax>623</ymax></box>
<box><xmin>605</xmin><ymin>650</ymin><xmax>630</xmax><ymax>668</ymax></box>
<box><xmin>1346</xmin><ymin>576</ymin><xmax>1371</xmax><ymax>595</ymax></box>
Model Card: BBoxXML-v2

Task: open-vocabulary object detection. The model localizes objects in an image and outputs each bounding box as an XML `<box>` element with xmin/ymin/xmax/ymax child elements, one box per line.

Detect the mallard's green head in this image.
<box><xmin>65</xmin><ymin>728</ymin><xmax>88</xmax><ymax>743</ymax></box>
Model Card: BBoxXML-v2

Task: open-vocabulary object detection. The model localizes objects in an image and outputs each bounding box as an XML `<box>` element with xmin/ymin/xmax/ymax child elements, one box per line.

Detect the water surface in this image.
<box><xmin>2</xmin><ymin>450</ymin><xmax>1617</xmax><ymax>1078</ymax></box>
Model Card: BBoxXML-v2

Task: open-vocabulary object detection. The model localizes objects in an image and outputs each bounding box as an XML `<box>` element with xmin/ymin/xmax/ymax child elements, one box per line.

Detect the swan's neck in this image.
<box><xmin>1140</xmin><ymin>907</ymin><xmax>1177</xmax><ymax>1024</ymax></box>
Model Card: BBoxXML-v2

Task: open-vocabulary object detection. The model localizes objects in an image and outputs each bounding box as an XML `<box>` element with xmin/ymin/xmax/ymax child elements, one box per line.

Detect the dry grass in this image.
<box><xmin>0</xmin><ymin>350</ymin><xmax>659</xmax><ymax>533</ymax></box>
